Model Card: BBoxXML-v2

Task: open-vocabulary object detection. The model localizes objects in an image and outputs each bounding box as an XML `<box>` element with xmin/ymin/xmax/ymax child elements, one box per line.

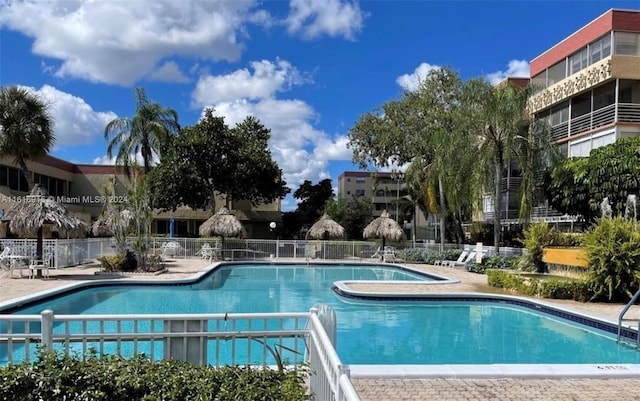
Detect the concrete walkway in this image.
<box><xmin>2</xmin><ymin>259</ymin><xmax>640</xmax><ymax>400</ymax></box>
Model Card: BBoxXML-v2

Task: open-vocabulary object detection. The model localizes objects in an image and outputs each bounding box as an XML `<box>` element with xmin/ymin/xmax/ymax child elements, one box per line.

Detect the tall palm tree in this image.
<box><xmin>0</xmin><ymin>86</ymin><xmax>55</xmax><ymax>190</ymax></box>
<box><xmin>104</xmin><ymin>87</ymin><xmax>179</xmax><ymax>177</ymax></box>
<box><xmin>462</xmin><ymin>80</ymin><xmax>541</xmax><ymax>253</ymax></box>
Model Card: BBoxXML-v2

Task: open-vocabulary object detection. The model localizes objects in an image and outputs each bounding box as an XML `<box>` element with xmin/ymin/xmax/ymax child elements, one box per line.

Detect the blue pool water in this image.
<box><xmin>5</xmin><ymin>263</ymin><xmax>640</xmax><ymax>365</ymax></box>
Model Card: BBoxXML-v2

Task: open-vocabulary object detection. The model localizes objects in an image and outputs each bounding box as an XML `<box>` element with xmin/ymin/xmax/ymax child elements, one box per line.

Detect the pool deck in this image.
<box><xmin>1</xmin><ymin>258</ymin><xmax>640</xmax><ymax>401</ymax></box>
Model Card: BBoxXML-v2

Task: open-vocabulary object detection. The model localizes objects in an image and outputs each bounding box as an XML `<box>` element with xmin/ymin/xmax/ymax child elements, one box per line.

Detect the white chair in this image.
<box><xmin>0</xmin><ymin>247</ymin><xmax>11</xmax><ymax>270</ymax></box>
<box><xmin>446</xmin><ymin>250</ymin><xmax>478</xmax><ymax>268</ymax></box>
<box><xmin>435</xmin><ymin>250</ymin><xmax>468</xmax><ymax>266</ymax></box>
<box><xmin>29</xmin><ymin>255</ymin><xmax>53</xmax><ymax>279</ymax></box>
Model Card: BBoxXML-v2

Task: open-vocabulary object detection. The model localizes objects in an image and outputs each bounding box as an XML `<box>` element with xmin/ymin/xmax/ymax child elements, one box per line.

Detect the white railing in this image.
<box><xmin>0</xmin><ymin>307</ymin><xmax>360</xmax><ymax>401</ymax></box>
<box><xmin>618</xmin><ymin>103</ymin><xmax>640</xmax><ymax>123</ymax></box>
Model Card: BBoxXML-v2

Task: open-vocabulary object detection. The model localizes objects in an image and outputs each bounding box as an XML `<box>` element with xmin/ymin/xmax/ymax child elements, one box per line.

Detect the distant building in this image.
<box><xmin>0</xmin><ymin>155</ymin><xmax>281</xmax><ymax>238</ymax></box>
<box><xmin>337</xmin><ymin>171</ymin><xmax>432</xmax><ymax>240</ymax></box>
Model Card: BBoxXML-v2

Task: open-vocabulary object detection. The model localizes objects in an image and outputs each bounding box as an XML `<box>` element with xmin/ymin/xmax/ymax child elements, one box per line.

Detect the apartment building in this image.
<box><xmin>337</xmin><ymin>171</ymin><xmax>431</xmax><ymax>240</ymax></box>
<box><xmin>0</xmin><ymin>155</ymin><xmax>281</xmax><ymax>238</ymax></box>
<box><xmin>483</xmin><ymin>8</ymin><xmax>640</xmax><ymax>225</ymax></box>
<box><xmin>528</xmin><ymin>9</ymin><xmax>640</xmax><ymax>157</ymax></box>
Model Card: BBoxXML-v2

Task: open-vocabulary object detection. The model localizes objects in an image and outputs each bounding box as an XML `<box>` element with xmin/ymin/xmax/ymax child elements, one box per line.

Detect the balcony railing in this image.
<box><xmin>548</xmin><ymin>102</ymin><xmax>640</xmax><ymax>141</ymax></box>
<box><xmin>618</xmin><ymin>103</ymin><xmax>640</xmax><ymax>123</ymax></box>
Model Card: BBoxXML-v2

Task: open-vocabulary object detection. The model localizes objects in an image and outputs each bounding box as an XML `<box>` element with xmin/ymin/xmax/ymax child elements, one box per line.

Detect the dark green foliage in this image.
<box><xmin>397</xmin><ymin>248</ymin><xmax>462</xmax><ymax>264</ymax></box>
<box><xmin>486</xmin><ymin>270</ymin><xmax>591</xmax><ymax>301</ymax></box>
<box><xmin>149</xmin><ymin>111</ymin><xmax>289</xmax><ymax>212</ymax></box>
<box><xmin>521</xmin><ymin>222</ymin><xmax>562</xmax><ymax>273</ymax></box>
<box><xmin>97</xmin><ymin>249</ymin><xmax>137</xmax><ymax>272</ymax></box>
<box><xmin>546</xmin><ymin>137</ymin><xmax>640</xmax><ymax>224</ymax></box>
<box><xmin>0</xmin><ymin>351</ymin><xmax>310</xmax><ymax>401</ymax></box>
<box><xmin>583</xmin><ymin>217</ymin><xmax>640</xmax><ymax>302</ymax></box>
<box><xmin>467</xmin><ymin>255</ymin><xmax>517</xmax><ymax>274</ymax></box>
<box><xmin>325</xmin><ymin>196</ymin><xmax>373</xmax><ymax>239</ymax></box>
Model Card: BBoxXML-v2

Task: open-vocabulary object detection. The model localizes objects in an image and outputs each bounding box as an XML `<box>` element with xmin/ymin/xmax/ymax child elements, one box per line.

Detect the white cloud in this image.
<box><xmin>24</xmin><ymin>85</ymin><xmax>117</xmax><ymax>147</ymax></box>
<box><xmin>0</xmin><ymin>0</ymin><xmax>262</xmax><ymax>85</ymax></box>
<box><xmin>286</xmin><ymin>0</ymin><xmax>366</xmax><ymax>40</ymax></box>
<box><xmin>396</xmin><ymin>62</ymin><xmax>441</xmax><ymax>92</ymax></box>
<box><xmin>486</xmin><ymin>59</ymin><xmax>530</xmax><ymax>85</ymax></box>
<box><xmin>147</xmin><ymin>61</ymin><xmax>190</xmax><ymax>83</ymax></box>
<box><xmin>192</xmin><ymin>60</ymin><xmax>351</xmax><ymax>193</ymax></box>
<box><xmin>192</xmin><ymin>59</ymin><xmax>307</xmax><ymax>106</ymax></box>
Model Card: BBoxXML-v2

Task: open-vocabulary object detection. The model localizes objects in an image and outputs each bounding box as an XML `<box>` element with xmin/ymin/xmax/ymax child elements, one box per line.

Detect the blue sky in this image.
<box><xmin>1</xmin><ymin>0</ymin><xmax>638</xmax><ymax>211</ymax></box>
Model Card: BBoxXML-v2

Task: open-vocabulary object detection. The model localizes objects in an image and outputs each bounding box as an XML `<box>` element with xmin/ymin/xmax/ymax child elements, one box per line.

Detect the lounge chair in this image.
<box><xmin>29</xmin><ymin>255</ymin><xmax>53</xmax><ymax>279</ymax></box>
<box><xmin>446</xmin><ymin>250</ymin><xmax>478</xmax><ymax>268</ymax></box>
<box><xmin>434</xmin><ymin>250</ymin><xmax>467</xmax><ymax>266</ymax></box>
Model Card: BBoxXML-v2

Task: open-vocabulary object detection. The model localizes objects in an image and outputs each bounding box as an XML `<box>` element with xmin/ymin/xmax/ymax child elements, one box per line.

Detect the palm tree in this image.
<box><xmin>462</xmin><ymin>80</ymin><xmax>542</xmax><ymax>253</ymax></box>
<box><xmin>0</xmin><ymin>86</ymin><xmax>55</xmax><ymax>190</ymax></box>
<box><xmin>104</xmin><ymin>87</ymin><xmax>179</xmax><ymax>177</ymax></box>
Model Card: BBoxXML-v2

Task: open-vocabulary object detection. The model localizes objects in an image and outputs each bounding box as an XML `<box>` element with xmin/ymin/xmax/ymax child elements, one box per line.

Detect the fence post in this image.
<box><xmin>41</xmin><ymin>309</ymin><xmax>54</xmax><ymax>350</ymax></box>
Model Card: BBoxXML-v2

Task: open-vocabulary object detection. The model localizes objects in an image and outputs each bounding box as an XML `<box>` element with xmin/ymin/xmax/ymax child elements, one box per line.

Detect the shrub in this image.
<box><xmin>97</xmin><ymin>250</ymin><xmax>138</xmax><ymax>272</ymax></box>
<box><xmin>0</xmin><ymin>351</ymin><xmax>311</xmax><ymax>401</ymax></box>
<box><xmin>487</xmin><ymin>270</ymin><xmax>592</xmax><ymax>301</ymax></box>
<box><xmin>467</xmin><ymin>255</ymin><xmax>517</xmax><ymax>274</ymax></box>
<box><xmin>521</xmin><ymin>222</ymin><xmax>561</xmax><ymax>274</ymax></box>
<box><xmin>583</xmin><ymin>217</ymin><xmax>640</xmax><ymax>302</ymax></box>
<box><xmin>539</xmin><ymin>279</ymin><xmax>592</xmax><ymax>301</ymax></box>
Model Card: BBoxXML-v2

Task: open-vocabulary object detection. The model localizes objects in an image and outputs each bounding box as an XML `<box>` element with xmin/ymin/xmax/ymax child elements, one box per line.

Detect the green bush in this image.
<box><xmin>0</xmin><ymin>351</ymin><xmax>311</xmax><ymax>401</ymax></box>
<box><xmin>521</xmin><ymin>222</ymin><xmax>562</xmax><ymax>273</ymax></box>
<box><xmin>487</xmin><ymin>270</ymin><xmax>592</xmax><ymax>301</ymax></box>
<box><xmin>98</xmin><ymin>250</ymin><xmax>138</xmax><ymax>272</ymax></box>
<box><xmin>467</xmin><ymin>255</ymin><xmax>517</xmax><ymax>274</ymax></box>
<box><xmin>583</xmin><ymin>217</ymin><xmax>640</xmax><ymax>302</ymax></box>
<box><xmin>396</xmin><ymin>248</ymin><xmax>462</xmax><ymax>264</ymax></box>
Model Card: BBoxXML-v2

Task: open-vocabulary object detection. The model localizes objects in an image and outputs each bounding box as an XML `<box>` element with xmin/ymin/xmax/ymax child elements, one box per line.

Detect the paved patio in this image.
<box><xmin>1</xmin><ymin>258</ymin><xmax>640</xmax><ymax>400</ymax></box>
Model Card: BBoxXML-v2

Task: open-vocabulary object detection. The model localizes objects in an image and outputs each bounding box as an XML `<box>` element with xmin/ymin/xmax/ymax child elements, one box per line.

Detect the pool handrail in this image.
<box><xmin>618</xmin><ymin>288</ymin><xmax>640</xmax><ymax>347</ymax></box>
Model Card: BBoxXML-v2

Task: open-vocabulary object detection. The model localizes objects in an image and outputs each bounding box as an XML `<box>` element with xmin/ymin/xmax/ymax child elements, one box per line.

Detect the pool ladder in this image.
<box><xmin>617</xmin><ymin>289</ymin><xmax>640</xmax><ymax>347</ymax></box>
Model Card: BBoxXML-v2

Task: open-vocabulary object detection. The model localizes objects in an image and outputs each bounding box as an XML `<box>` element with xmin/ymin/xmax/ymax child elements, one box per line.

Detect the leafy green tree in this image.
<box><xmin>545</xmin><ymin>137</ymin><xmax>640</xmax><ymax>223</ymax></box>
<box><xmin>460</xmin><ymin>80</ymin><xmax>553</xmax><ymax>253</ymax></box>
<box><xmin>104</xmin><ymin>87</ymin><xmax>179</xmax><ymax>178</ymax></box>
<box><xmin>294</xmin><ymin>179</ymin><xmax>334</xmax><ymax>223</ymax></box>
<box><xmin>325</xmin><ymin>196</ymin><xmax>373</xmax><ymax>239</ymax></box>
<box><xmin>349</xmin><ymin>67</ymin><xmax>476</xmax><ymax>249</ymax></box>
<box><xmin>545</xmin><ymin>157</ymin><xmax>592</xmax><ymax>221</ymax></box>
<box><xmin>149</xmin><ymin>110</ymin><xmax>289</xmax><ymax>212</ymax></box>
<box><xmin>0</xmin><ymin>85</ymin><xmax>55</xmax><ymax>189</ymax></box>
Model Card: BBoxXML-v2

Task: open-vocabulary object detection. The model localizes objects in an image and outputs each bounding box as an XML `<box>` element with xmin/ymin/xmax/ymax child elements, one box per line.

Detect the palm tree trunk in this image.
<box><xmin>493</xmin><ymin>155</ymin><xmax>502</xmax><ymax>254</ymax></box>
<box><xmin>18</xmin><ymin>160</ymin><xmax>34</xmax><ymax>190</ymax></box>
<box><xmin>438</xmin><ymin>175</ymin><xmax>446</xmax><ymax>252</ymax></box>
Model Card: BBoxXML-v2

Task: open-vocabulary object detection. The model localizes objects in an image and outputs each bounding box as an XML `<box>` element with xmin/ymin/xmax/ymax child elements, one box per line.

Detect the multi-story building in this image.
<box><xmin>0</xmin><ymin>155</ymin><xmax>281</xmax><ymax>238</ymax></box>
<box><xmin>337</xmin><ymin>171</ymin><xmax>431</xmax><ymax>240</ymax></box>
<box><xmin>483</xmin><ymin>8</ymin><xmax>640</xmax><ymax>225</ymax></box>
<box><xmin>528</xmin><ymin>8</ymin><xmax>640</xmax><ymax>158</ymax></box>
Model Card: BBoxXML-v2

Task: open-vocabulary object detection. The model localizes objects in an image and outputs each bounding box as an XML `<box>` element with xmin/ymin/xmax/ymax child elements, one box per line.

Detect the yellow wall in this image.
<box><xmin>542</xmin><ymin>247</ymin><xmax>588</xmax><ymax>267</ymax></box>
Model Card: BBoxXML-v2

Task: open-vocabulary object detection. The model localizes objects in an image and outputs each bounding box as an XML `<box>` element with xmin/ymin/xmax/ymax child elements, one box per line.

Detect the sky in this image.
<box><xmin>1</xmin><ymin>0</ymin><xmax>639</xmax><ymax>211</ymax></box>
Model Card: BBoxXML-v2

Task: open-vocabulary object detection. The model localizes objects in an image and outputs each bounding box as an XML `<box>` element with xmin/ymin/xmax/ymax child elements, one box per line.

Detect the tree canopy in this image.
<box><xmin>545</xmin><ymin>137</ymin><xmax>640</xmax><ymax>223</ymax></box>
<box><xmin>104</xmin><ymin>87</ymin><xmax>179</xmax><ymax>178</ymax></box>
<box><xmin>148</xmin><ymin>110</ymin><xmax>289</xmax><ymax>211</ymax></box>
<box><xmin>0</xmin><ymin>85</ymin><xmax>55</xmax><ymax>189</ymax></box>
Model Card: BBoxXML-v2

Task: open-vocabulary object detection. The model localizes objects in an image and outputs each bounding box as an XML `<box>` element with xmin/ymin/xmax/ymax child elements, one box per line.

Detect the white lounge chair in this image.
<box><xmin>434</xmin><ymin>250</ymin><xmax>467</xmax><ymax>266</ymax></box>
<box><xmin>446</xmin><ymin>250</ymin><xmax>478</xmax><ymax>268</ymax></box>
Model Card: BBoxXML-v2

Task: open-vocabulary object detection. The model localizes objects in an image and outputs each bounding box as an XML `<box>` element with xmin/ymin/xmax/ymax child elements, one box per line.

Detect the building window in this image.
<box><xmin>355</xmin><ymin>189</ymin><xmax>366</xmax><ymax>197</ymax></box>
<box><xmin>547</xmin><ymin>60</ymin><xmax>567</xmax><ymax>86</ymax></box>
<box><xmin>483</xmin><ymin>196</ymin><xmax>494</xmax><ymax>213</ymax></box>
<box><xmin>355</xmin><ymin>177</ymin><xmax>366</xmax><ymax>184</ymax></box>
<box><xmin>619</xmin><ymin>79</ymin><xmax>640</xmax><ymax>103</ymax></box>
<box><xmin>589</xmin><ymin>34</ymin><xmax>611</xmax><ymax>64</ymax></box>
<box><xmin>569</xmin><ymin>48</ymin><xmax>588</xmax><ymax>75</ymax></box>
<box><xmin>614</xmin><ymin>32</ymin><xmax>640</xmax><ymax>56</ymax></box>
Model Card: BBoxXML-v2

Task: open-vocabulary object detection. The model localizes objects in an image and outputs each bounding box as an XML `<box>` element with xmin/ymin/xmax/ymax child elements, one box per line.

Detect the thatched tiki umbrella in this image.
<box><xmin>91</xmin><ymin>218</ymin><xmax>112</xmax><ymax>237</ymax></box>
<box><xmin>306</xmin><ymin>213</ymin><xmax>346</xmax><ymax>240</ymax></box>
<box><xmin>363</xmin><ymin>210</ymin><xmax>406</xmax><ymax>254</ymax></box>
<box><xmin>199</xmin><ymin>207</ymin><xmax>245</xmax><ymax>253</ymax></box>
<box><xmin>4</xmin><ymin>184</ymin><xmax>86</xmax><ymax>276</ymax></box>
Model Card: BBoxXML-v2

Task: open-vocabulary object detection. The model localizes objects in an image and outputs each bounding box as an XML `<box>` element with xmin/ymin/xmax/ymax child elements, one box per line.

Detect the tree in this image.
<box><xmin>104</xmin><ymin>87</ymin><xmax>179</xmax><ymax>178</ymax></box>
<box><xmin>149</xmin><ymin>110</ymin><xmax>289</xmax><ymax>212</ymax></box>
<box><xmin>460</xmin><ymin>80</ymin><xmax>549</xmax><ymax>253</ymax></box>
<box><xmin>349</xmin><ymin>67</ymin><xmax>477</xmax><ymax>249</ymax></box>
<box><xmin>0</xmin><ymin>86</ymin><xmax>55</xmax><ymax>190</ymax></box>
<box><xmin>325</xmin><ymin>196</ymin><xmax>373</xmax><ymax>239</ymax></box>
<box><xmin>293</xmin><ymin>179</ymin><xmax>334</xmax><ymax>223</ymax></box>
<box><xmin>545</xmin><ymin>137</ymin><xmax>640</xmax><ymax>224</ymax></box>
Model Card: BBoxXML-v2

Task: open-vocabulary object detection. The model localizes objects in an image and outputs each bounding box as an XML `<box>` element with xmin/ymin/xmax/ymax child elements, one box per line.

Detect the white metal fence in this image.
<box><xmin>0</xmin><ymin>306</ymin><xmax>360</xmax><ymax>401</ymax></box>
<box><xmin>1</xmin><ymin>237</ymin><xmax>523</xmax><ymax>269</ymax></box>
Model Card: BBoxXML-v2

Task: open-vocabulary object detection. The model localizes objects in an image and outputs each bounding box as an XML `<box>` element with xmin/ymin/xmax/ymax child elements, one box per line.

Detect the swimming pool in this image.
<box><xmin>2</xmin><ymin>263</ymin><xmax>640</xmax><ymax>365</ymax></box>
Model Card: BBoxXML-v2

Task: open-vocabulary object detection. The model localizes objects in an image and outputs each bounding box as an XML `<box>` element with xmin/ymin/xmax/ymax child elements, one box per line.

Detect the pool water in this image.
<box><xmin>6</xmin><ymin>264</ymin><xmax>640</xmax><ymax>364</ymax></box>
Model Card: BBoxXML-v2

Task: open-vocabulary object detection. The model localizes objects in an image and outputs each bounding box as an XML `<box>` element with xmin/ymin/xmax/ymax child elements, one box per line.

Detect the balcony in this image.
<box><xmin>549</xmin><ymin>103</ymin><xmax>640</xmax><ymax>140</ymax></box>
